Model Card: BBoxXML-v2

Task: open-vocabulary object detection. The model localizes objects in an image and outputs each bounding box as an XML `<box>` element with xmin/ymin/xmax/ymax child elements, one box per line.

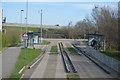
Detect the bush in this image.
<box><xmin>2</xmin><ymin>28</ymin><xmax>20</xmax><ymax>48</ymax></box>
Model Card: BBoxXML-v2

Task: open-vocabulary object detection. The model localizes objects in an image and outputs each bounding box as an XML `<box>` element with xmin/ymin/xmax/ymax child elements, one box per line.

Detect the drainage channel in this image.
<box><xmin>58</xmin><ymin>42</ymin><xmax>77</xmax><ymax>73</ymax></box>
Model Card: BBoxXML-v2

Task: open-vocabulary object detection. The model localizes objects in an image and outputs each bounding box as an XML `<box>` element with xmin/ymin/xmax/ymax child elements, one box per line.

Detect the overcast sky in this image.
<box><xmin>2</xmin><ymin>2</ymin><xmax>118</xmax><ymax>26</ymax></box>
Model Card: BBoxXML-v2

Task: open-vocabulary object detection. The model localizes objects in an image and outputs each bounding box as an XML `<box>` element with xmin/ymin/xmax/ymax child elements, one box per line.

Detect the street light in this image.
<box><xmin>26</xmin><ymin>0</ymin><xmax>28</xmax><ymax>33</ymax></box>
<box><xmin>24</xmin><ymin>0</ymin><xmax>28</xmax><ymax>59</ymax></box>
<box><xmin>95</xmin><ymin>6</ymin><xmax>99</xmax><ymax>34</ymax></box>
<box><xmin>20</xmin><ymin>10</ymin><xmax>24</xmax><ymax>42</ymax></box>
<box><xmin>83</xmin><ymin>19</ymin><xmax>86</xmax><ymax>39</ymax></box>
<box><xmin>39</xmin><ymin>9</ymin><xmax>43</xmax><ymax>44</ymax></box>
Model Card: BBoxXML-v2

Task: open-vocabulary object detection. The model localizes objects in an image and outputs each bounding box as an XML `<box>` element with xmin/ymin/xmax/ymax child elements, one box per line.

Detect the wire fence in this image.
<box><xmin>85</xmin><ymin>45</ymin><xmax>120</xmax><ymax>73</ymax></box>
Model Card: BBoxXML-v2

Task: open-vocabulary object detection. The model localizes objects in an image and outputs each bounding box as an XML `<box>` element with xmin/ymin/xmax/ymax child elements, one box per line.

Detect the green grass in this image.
<box><xmin>67</xmin><ymin>47</ymin><xmax>79</xmax><ymax>55</ymax></box>
<box><xmin>3</xmin><ymin>26</ymin><xmax>40</xmax><ymax>31</ymax></box>
<box><xmin>100</xmin><ymin>50</ymin><xmax>120</xmax><ymax>61</ymax></box>
<box><xmin>3</xmin><ymin>26</ymin><xmax>61</xmax><ymax>31</ymax></box>
<box><xmin>50</xmin><ymin>46</ymin><xmax>58</xmax><ymax>54</ymax></box>
<box><xmin>41</xmin><ymin>40</ymin><xmax>50</xmax><ymax>45</ymax></box>
<box><xmin>82</xmin><ymin>41</ymin><xmax>88</xmax><ymax>45</ymax></box>
<box><xmin>10</xmin><ymin>48</ymin><xmax>43</xmax><ymax>78</ymax></box>
<box><xmin>67</xmin><ymin>74</ymin><xmax>80</xmax><ymax>80</ymax></box>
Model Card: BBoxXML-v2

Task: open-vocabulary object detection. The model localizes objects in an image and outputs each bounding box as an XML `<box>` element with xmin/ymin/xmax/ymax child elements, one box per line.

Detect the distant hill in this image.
<box><xmin>2</xmin><ymin>23</ymin><xmax>63</xmax><ymax>29</ymax></box>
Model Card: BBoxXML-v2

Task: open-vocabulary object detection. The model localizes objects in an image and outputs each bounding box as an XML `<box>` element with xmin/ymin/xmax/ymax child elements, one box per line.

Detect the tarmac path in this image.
<box><xmin>2</xmin><ymin>44</ymin><xmax>23</xmax><ymax>78</ymax></box>
<box><xmin>0</xmin><ymin>53</ymin><xmax>2</xmax><ymax>79</ymax></box>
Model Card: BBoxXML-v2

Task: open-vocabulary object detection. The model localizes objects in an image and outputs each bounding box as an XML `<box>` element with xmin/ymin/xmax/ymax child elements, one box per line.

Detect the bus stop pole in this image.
<box><xmin>24</xmin><ymin>39</ymin><xmax>27</xmax><ymax>59</ymax></box>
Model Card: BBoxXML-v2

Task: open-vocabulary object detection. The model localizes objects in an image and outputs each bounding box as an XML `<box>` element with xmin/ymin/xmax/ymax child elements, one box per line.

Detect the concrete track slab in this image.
<box><xmin>31</xmin><ymin>41</ymin><xmax>66</xmax><ymax>78</ymax></box>
<box><xmin>55</xmin><ymin>54</ymin><xmax>66</xmax><ymax>78</ymax></box>
<box><xmin>30</xmin><ymin>45</ymin><xmax>51</xmax><ymax>78</ymax></box>
<box><xmin>42</xmin><ymin>55</ymin><xmax>58</xmax><ymax>78</ymax></box>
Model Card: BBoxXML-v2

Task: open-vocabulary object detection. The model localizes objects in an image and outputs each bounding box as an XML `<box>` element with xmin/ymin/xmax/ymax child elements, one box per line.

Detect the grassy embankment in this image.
<box><xmin>2</xmin><ymin>28</ymin><xmax>21</xmax><ymax>49</ymax></box>
<box><xmin>2</xmin><ymin>26</ymin><xmax>54</xmax><ymax>49</ymax></box>
<box><xmin>50</xmin><ymin>46</ymin><xmax>58</xmax><ymax>54</ymax></box>
<box><xmin>3</xmin><ymin>26</ymin><xmax>60</xmax><ymax>31</ymax></box>
<box><xmin>82</xmin><ymin>41</ymin><xmax>120</xmax><ymax>61</ymax></box>
<box><xmin>10</xmin><ymin>48</ymin><xmax>43</xmax><ymax>78</ymax></box>
<box><xmin>100</xmin><ymin>50</ymin><xmax>120</xmax><ymax>61</ymax></box>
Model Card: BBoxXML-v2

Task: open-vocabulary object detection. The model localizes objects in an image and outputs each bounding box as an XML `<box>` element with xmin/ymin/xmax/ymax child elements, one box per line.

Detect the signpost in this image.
<box><xmin>22</xmin><ymin>32</ymin><xmax>28</xmax><ymax>59</ymax></box>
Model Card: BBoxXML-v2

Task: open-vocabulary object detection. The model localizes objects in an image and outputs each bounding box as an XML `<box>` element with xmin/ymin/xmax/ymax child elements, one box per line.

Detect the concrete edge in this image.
<box><xmin>18</xmin><ymin>66</ymin><xmax>26</xmax><ymax>74</ymax></box>
<box><xmin>19</xmin><ymin>74</ymin><xmax>24</xmax><ymax>80</ymax></box>
<box><xmin>28</xmin><ymin>51</ymin><xmax>45</xmax><ymax>69</ymax></box>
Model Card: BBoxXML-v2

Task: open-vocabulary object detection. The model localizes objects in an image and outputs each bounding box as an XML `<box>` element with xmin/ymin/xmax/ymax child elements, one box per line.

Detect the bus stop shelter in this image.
<box><xmin>86</xmin><ymin>33</ymin><xmax>106</xmax><ymax>51</ymax></box>
<box><xmin>27</xmin><ymin>32</ymin><xmax>42</xmax><ymax>48</ymax></box>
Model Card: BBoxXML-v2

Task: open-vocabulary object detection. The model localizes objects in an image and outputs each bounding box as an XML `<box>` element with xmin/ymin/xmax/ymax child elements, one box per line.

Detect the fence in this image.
<box><xmin>85</xmin><ymin>45</ymin><xmax>120</xmax><ymax>73</ymax></box>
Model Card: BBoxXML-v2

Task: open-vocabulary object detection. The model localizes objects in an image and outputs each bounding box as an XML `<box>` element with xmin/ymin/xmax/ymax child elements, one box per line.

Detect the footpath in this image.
<box><xmin>2</xmin><ymin>44</ymin><xmax>23</xmax><ymax>78</ymax></box>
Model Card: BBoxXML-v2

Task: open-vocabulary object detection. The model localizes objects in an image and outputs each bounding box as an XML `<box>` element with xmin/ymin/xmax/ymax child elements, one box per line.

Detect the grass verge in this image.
<box><xmin>82</xmin><ymin>41</ymin><xmax>88</xmax><ymax>45</ymax></box>
<box><xmin>100</xmin><ymin>50</ymin><xmax>120</xmax><ymax>61</ymax></box>
<box><xmin>67</xmin><ymin>47</ymin><xmax>80</xmax><ymax>55</ymax></box>
<box><xmin>67</xmin><ymin>74</ymin><xmax>80</xmax><ymax>80</ymax></box>
<box><xmin>10</xmin><ymin>48</ymin><xmax>43</xmax><ymax>78</ymax></box>
<box><xmin>41</xmin><ymin>40</ymin><xmax>50</xmax><ymax>45</ymax></box>
<box><xmin>50</xmin><ymin>46</ymin><xmax>58</xmax><ymax>54</ymax></box>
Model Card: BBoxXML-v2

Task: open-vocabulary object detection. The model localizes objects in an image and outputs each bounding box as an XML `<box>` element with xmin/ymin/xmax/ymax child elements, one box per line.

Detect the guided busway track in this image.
<box><xmin>72</xmin><ymin>44</ymin><xmax>110</xmax><ymax>74</ymax></box>
<box><xmin>58</xmin><ymin>42</ymin><xmax>77</xmax><ymax>73</ymax></box>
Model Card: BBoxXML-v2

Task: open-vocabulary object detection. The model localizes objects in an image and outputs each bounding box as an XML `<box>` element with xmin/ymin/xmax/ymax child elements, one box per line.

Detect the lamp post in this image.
<box><xmin>20</xmin><ymin>10</ymin><xmax>24</xmax><ymax>42</ymax></box>
<box><xmin>83</xmin><ymin>19</ymin><xmax>86</xmax><ymax>39</ymax></box>
<box><xmin>24</xmin><ymin>0</ymin><xmax>28</xmax><ymax>59</ymax></box>
<box><xmin>39</xmin><ymin>9</ymin><xmax>43</xmax><ymax>44</ymax></box>
<box><xmin>95</xmin><ymin>6</ymin><xmax>99</xmax><ymax>34</ymax></box>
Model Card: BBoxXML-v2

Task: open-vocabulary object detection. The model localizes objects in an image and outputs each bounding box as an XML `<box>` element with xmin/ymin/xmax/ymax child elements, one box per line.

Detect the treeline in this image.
<box><xmin>56</xmin><ymin>5</ymin><xmax>118</xmax><ymax>50</ymax></box>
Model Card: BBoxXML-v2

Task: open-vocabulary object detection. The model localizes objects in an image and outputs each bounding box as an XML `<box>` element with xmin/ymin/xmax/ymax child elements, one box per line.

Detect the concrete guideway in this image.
<box><xmin>30</xmin><ymin>41</ymin><xmax>66</xmax><ymax>78</ymax></box>
<box><xmin>64</xmin><ymin>42</ymin><xmax>119</xmax><ymax>78</ymax></box>
<box><xmin>42</xmin><ymin>54</ymin><xmax>58</xmax><ymax>78</ymax></box>
<box><xmin>2</xmin><ymin>39</ymin><xmax>118</xmax><ymax>79</ymax></box>
<box><xmin>30</xmin><ymin>39</ymin><xmax>119</xmax><ymax>79</ymax></box>
<box><xmin>30</xmin><ymin>46</ymin><xmax>51</xmax><ymax>78</ymax></box>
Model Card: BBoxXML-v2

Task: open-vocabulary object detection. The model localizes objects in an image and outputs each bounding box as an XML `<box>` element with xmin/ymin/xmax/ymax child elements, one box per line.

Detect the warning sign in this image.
<box><xmin>22</xmin><ymin>32</ymin><xmax>28</xmax><ymax>37</ymax></box>
<box><xmin>22</xmin><ymin>32</ymin><xmax>28</xmax><ymax>39</ymax></box>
